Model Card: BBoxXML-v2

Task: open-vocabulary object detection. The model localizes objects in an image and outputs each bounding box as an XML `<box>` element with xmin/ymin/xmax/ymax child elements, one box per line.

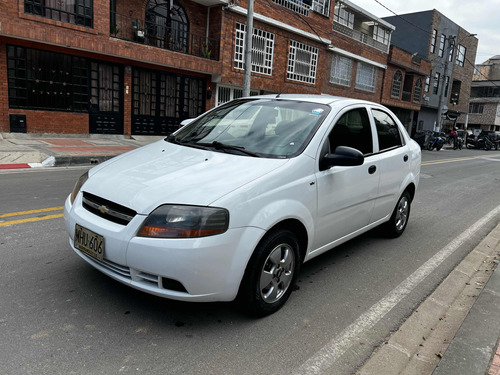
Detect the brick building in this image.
<box><xmin>0</xmin><ymin>0</ymin><xmax>429</xmax><ymax>136</ymax></box>
<box><xmin>383</xmin><ymin>9</ymin><xmax>478</xmax><ymax>133</ymax></box>
<box><xmin>381</xmin><ymin>45</ymin><xmax>431</xmax><ymax>136</ymax></box>
<box><xmin>466</xmin><ymin>56</ymin><xmax>500</xmax><ymax>133</ymax></box>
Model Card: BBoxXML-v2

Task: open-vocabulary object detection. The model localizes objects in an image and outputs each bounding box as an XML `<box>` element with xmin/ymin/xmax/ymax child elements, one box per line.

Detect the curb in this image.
<box><xmin>357</xmin><ymin>224</ymin><xmax>500</xmax><ymax>375</ymax></box>
<box><xmin>0</xmin><ymin>155</ymin><xmax>119</xmax><ymax>169</ymax></box>
<box><xmin>0</xmin><ymin>163</ymin><xmax>31</xmax><ymax>169</ymax></box>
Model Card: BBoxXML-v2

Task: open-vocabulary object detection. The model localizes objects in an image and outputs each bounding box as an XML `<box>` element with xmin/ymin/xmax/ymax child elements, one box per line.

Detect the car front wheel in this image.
<box><xmin>382</xmin><ymin>191</ymin><xmax>411</xmax><ymax>238</ymax></box>
<box><xmin>238</xmin><ymin>229</ymin><xmax>300</xmax><ymax>316</ymax></box>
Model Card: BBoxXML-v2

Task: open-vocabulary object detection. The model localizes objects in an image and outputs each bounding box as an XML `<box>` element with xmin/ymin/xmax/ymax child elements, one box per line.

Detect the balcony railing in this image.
<box><xmin>272</xmin><ymin>0</ymin><xmax>311</xmax><ymax>16</ymax></box>
<box><xmin>333</xmin><ymin>21</ymin><xmax>389</xmax><ymax>53</ymax></box>
<box><xmin>110</xmin><ymin>12</ymin><xmax>219</xmax><ymax>61</ymax></box>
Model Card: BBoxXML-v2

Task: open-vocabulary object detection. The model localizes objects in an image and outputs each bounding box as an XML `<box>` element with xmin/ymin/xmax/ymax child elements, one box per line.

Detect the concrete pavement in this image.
<box><xmin>1</xmin><ymin>132</ymin><xmax>500</xmax><ymax>375</ymax></box>
<box><xmin>0</xmin><ymin>132</ymin><xmax>163</xmax><ymax>169</ymax></box>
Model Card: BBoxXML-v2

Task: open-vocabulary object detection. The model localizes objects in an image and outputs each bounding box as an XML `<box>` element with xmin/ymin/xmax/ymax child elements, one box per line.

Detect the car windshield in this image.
<box><xmin>170</xmin><ymin>99</ymin><xmax>330</xmax><ymax>158</ymax></box>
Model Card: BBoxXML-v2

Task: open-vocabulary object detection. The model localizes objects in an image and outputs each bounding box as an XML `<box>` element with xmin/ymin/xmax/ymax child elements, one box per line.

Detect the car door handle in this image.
<box><xmin>404</xmin><ymin>155</ymin><xmax>409</xmax><ymax>162</ymax></box>
<box><xmin>368</xmin><ymin>165</ymin><xmax>376</xmax><ymax>174</ymax></box>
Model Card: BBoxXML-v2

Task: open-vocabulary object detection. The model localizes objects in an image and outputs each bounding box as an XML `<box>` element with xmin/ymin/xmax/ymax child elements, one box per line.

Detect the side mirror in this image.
<box><xmin>319</xmin><ymin>146</ymin><xmax>364</xmax><ymax>171</ymax></box>
<box><xmin>180</xmin><ymin>118</ymin><xmax>195</xmax><ymax>127</ymax></box>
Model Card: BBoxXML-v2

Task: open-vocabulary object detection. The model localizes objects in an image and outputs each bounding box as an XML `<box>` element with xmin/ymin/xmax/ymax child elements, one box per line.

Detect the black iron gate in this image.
<box><xmin>89</xmin><ymin>62</ymin><xmax>124</xmax><ymax>134</ymax></box>
<box><xmin>132</xmin><ymin>68</ymin><xmax>205</xmax><ymax>135</ymax></box>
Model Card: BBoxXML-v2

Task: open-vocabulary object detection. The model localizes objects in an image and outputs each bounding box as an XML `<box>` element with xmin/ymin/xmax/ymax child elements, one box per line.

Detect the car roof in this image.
<box><xmin>248</xmin><ymin>94</ymin><xmax>378</xmax><ymax>107</ymax></box>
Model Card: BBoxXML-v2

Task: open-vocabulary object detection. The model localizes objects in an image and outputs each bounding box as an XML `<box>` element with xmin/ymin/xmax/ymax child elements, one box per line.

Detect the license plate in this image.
<box><xmin>74</xmin><ymin>224</ymin><xmax>105</xmax><ymax>261</ymax></box>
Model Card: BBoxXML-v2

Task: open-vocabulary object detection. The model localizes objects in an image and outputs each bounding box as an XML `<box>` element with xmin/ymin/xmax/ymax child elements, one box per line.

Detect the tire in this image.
<box><xmin>381</xmin><ymin>191</ymin><xmax>411</xmax><ymax>238</ymax></box>
<box><xmin>238</xmin><ymin>229</ymin><xmax>301</xmax><ymax>316</ymax></box>
<box><xmin>436</xmin><ymin>144</ymin><xmax>443</xmax><ymax>151</ymax></box>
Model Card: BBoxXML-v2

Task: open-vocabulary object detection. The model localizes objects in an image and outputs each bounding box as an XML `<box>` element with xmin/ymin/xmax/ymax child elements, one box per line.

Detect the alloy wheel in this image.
<box><xmin>259</xmin><ymin>244</ymin><xmax>295</xmax><ymax>304</ymax></box>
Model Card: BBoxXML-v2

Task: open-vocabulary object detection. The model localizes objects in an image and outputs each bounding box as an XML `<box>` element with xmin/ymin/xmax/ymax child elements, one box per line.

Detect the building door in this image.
<box><xmin>89</xmin><ymin>62</ymin><xmax>123</xmax><ymax>134</ymax></box>
<box><xmin>131</xmin><ymin>68</ymin><xmax>205</xmax><ymax>135</ymax></box>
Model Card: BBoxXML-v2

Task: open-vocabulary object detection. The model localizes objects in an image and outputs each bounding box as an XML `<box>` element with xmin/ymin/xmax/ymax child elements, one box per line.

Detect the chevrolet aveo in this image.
<box><xmin>65</xmin><ymin>95</ymin><xmax>421</xmax><ymax>316</ymax></box>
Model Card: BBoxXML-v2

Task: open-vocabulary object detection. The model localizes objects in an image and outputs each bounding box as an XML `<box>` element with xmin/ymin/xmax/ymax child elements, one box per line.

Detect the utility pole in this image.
<box><xmin>436</xmin><ymin>35</ymin><xmax>455</xmax><ymax>132</ymax></box>
<box><xmin>242</xmin><ymin>0</ymin><xmax>254</xmax><ymax>97</ymax></box>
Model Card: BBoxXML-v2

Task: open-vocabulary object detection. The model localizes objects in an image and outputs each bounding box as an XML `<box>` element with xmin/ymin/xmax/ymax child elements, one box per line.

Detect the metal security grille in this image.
<box><xmin>272</xmin><ymin>0</ymin><xmax>310</xmax><ymax>16</ymax></box>
<box><xmin>89</xmin><ymin>62</ymin><xmax>123</xmax><ymax>134</ymax></box>
<box><xmin>355</xmin><ymin>62</ymin><xmax>377</xmax><ymax>92</ymax></box>
<box><xmin>413</xmin><ymin>79</ymin><xmax>422</xmax><ymax>103</ymax></box>
<box><xmin>6</xmin><ymin>45</ymin><xmax>88</xmax><ymax>112</ymax></box>
<box><xmin>330</xmin><ymin>53</ymin><xmax>352</xmax><ymax>86</ymax></box>
<box><xmin>132</xmin><ymin>68</ymin><xmax>205</xmax><ymax>135</ymax></box>
<box><xmin>312</xmin><ymin>0</ymin><xmax>330</xmax><ymax>16</ymax></box>
<box><xmin>234</xmin><ymin>23</ymin><xmax>275</xmax><ymax>76</ymax></box>
<box><xmin>216</xmin><ymin>85</ymin><xmax>260</xmax><ymax>106</ymax></box>
<box><xmin>391</xmin><ymin>71</ymin><xmax>402</xmax><ymax>98</ymax></box>
<box><xmin>287</xmin><ymin>40</ymin><xmax>318</xmax><ymax>84</ymax></box>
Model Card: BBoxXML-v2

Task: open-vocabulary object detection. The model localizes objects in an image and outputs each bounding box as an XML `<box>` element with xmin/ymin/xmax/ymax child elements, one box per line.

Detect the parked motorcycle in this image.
<box><xmin>466</xmin><ymin>134</ymin><xmax>498</xmax><ymax>150</ymax></box>
<box><xmin>427</xmin><ymin>133</ymin><xmax>445</xmax><ymax>151</ymax></box>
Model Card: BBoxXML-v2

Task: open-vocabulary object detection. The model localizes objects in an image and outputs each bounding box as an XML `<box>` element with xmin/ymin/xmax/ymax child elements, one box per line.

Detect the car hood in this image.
<box><xmin>82</xmin><ymin>140</ymin><xmax>289</xmax><ymax>214</ymax></box>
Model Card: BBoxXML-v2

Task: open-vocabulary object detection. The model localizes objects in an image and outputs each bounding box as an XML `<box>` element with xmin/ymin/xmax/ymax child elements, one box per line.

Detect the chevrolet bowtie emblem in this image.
<box><xmin>98</xmin><ymin>205</ymin><xmax>110</xmax><ymax>214</ymax></box>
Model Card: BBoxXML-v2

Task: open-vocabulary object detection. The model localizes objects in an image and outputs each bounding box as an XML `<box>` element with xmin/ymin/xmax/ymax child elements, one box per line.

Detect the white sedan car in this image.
<box><xmin>65</xmin><ymin>95</ymin><xmax>421</xmax><ymax>316</ymax></box>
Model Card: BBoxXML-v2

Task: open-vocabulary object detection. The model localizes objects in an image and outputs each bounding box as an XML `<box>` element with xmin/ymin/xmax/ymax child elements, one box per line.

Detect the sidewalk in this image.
<box><xmin>0</xmin><ymin>132</ymin><xmax>164</xmax><ymax>169</ymax></box>
<box><xmin>356</xmin><ymin>222</ymin><xmax>500</xmax><ymax>375</ymax></box>
<box><xmin>1</xmin><ymin>132</ymin><xmax>500</xmax><ymax>374</ymax></box>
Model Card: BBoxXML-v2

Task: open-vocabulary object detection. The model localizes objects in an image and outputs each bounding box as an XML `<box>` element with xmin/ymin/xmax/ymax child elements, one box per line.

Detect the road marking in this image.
<box><xmin>0</xmin><ymin>214</ymin><xmax>64</xmax><ymax>227</ymax></box>
<box><xmin>422</xmin><ymin>155</ymin><xmax>500</xmax><ymax>166</ymax></box>
<box><xmin>293</xmin><ymin>203</ymin><xmax>500</xmax><ymax>375</ymax></box>
<box><xmin>0</xmin><ymin>206</ymin><xmax>64</xmax><ymax>226</ymax></box>
<box><xmin>0</xmin><ymin>206</ymin><xmax>64</xmax><ymax>218</ymax></box>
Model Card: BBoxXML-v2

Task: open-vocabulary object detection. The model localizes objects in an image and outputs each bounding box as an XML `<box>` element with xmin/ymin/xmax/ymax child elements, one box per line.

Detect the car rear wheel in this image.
<box><xmin>381</xmin><ymin>191</ymin><xmax>411</xmax><ymax>238</ymax></box>
<box><xmin>238</xmin><ymin>229</ymin><xmax>300</xmax><ymax>316</ymax></box>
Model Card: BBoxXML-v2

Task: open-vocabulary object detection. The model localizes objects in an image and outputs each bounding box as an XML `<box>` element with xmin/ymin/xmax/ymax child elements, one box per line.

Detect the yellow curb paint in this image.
<box><xmin>0</xmin><ymin>206</ymin><xmax>64</xmax><ymax>218</ymax></box>
<box><xmin>0</xmin><ymin>213</ymin><xmax>64</xmax><ymax>227</ymax></box>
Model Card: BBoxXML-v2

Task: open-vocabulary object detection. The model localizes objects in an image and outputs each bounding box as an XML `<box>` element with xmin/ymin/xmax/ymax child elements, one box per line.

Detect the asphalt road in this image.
<box><xmin>1</xmin><ymin>149</ymin><xmax>500</xmax><ymax>375</ymax></box>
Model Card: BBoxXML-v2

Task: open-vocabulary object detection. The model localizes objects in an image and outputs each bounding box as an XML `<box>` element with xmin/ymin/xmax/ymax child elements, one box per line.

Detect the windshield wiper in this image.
<box><xmin>166</xmin><ymin>135</ymin><xmax>212</xmax><ymax>150</ymax></box>
<box><xmin>197</xmin><ymin>141</ymin><xmax>261</xmax><ymax>157</ymax></box>
<box><xmin>167</xmin><ymin>136</ymin><xmax>260</xmax><ymax>156</ymax></box>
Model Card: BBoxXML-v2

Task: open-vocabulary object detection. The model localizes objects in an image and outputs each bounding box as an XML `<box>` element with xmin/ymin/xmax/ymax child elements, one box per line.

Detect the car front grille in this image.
<box><xmin>82</xmin><ymin>192</ymin><xmax>136</xmax><ymax>225</ymax></box>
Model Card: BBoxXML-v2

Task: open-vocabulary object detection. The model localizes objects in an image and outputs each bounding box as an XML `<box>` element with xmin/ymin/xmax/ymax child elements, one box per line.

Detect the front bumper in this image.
<box><xmin>64</xmin><ymin>194</ymin><xmax>264</xmax><ymax>302</ymax></box>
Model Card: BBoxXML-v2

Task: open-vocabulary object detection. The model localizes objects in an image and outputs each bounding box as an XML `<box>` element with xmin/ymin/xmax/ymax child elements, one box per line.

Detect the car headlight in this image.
<box><xmin>137</xmin><ymin>205</ymin><xmax>229</xmax><ymax>238</ymax></box>
<box><xmin>70</xmin><ymin>171</ymin><xmax>89</xmax><ymax>205</ymax></box>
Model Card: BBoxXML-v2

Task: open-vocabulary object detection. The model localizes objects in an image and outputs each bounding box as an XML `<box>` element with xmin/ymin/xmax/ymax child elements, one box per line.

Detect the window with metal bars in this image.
<box><xmin>413</xmin><ymin>79</ymin><xmax>422</xmax><ymax>102</ymax></box>
<box><xmin>355</xmin><ymin>62</ymin><xmax>377</xmax><ymax>92</ymax></box>
<box><xmin>234</xmin><ymin>23</ymin><xmax>275</xmax><ymax>76</ymax></box>
<box><xmin>287</xmin><ymin>40</ymin><xmax>318</xmax><ymax>84</ymax></box>
<box><xmin>216</xmin><ymin>85</ymin><xmax>259</xmax><ymax>106</ymax></box>
<box><xmin>312</xmin><ymin>0</ymin><xmax>330</xmax><ymax>16</ymax></box>
<box><xmin>330</xmin><ymin>53</ymin><xmax>352</xmax><ymax>86</ymax></box>
<box><xmin>391</xmin><ymin>71</ymin><xmax>402</xmax><ymax>98</ymax></box>
<box><xmin>6</xmin><ymin>45</ymin><xmax>88</xmax><ymax>112</ymax></box>
<box><xmin>24</xmin><ymin>0</ymin><xmax>93</xmax><ymax>27</ymax></box>
<box><xmin>334</xmin><ymin>4</ymin><xmax>354</xmax><ymax>29</ymax></box>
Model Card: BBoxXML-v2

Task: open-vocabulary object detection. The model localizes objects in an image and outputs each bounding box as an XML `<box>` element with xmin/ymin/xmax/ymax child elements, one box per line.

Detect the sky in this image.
<box><xmin>350</xmin><ymin>0</ymin><xmax>500</xmax><ymax>64</ymax></box>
